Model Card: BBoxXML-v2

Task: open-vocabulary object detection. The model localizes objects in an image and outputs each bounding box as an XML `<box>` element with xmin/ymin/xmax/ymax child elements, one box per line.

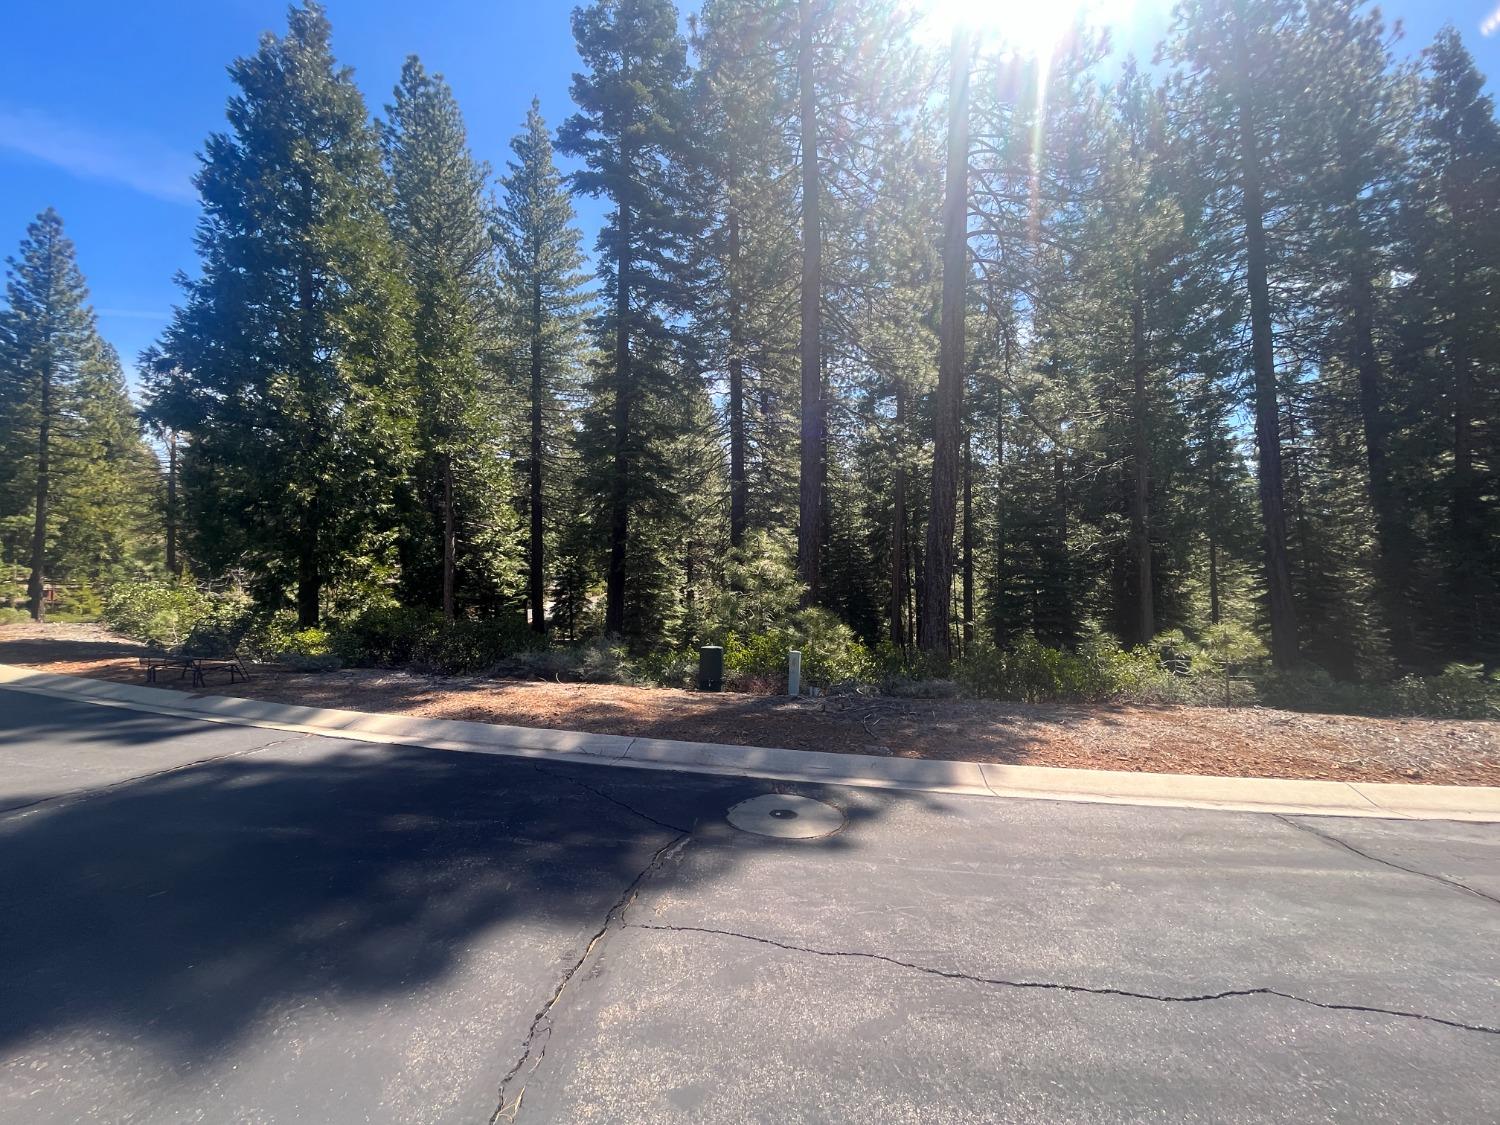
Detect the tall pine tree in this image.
<box><xmin>382</xmin><ymin>55</ymin><xmax>514</xmax><ymax>620</ymax></box>
<box><xmin>559</xmin><ymin>0</ymin><xmax>696</xmax><ymax>637</ymax></box>
<box><xmin>153</xmin><ymin>2</ymin><xmax>414</xmax><ymax>625</ymax></box>
<box><xmin>0</xmin><ymin>210</ymin><xmax>157</xmax><ymax>618</ymax></box>
<box><xmin>498</xmin><ymin>99</ymin><xmax>592</xmax><ymax>635</ymax></box>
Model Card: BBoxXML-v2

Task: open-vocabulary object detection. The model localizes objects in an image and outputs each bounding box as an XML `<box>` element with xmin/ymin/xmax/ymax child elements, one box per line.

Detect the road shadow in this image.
<box><xmin>0</xmin><ymin>634</ymin><xmax>146</xmax><ymax>664</ymax></box>
<box><xmin>0</xmin><ymin>715</ymin><xmax>944</xmax><ymax>1070</ymax></box>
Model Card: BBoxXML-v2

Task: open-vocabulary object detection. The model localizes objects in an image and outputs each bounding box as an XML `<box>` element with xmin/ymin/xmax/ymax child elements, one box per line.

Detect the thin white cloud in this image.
<box><xmin>0</xmin><ymin>106</ymin><xmax>196</xmax><ymax>204</ymax></box>
<box><xmin>1485</xmin><ymin>4</ymin><xmax>1500</xmax><ymax>37</ymax></box>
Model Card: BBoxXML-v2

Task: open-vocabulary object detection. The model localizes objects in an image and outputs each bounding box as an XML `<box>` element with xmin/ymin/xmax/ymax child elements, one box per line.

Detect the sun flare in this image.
<box><xmin>917</xmin><ymin>0</ymin><xmax>1130</xmax><ymax>57</ymax></box>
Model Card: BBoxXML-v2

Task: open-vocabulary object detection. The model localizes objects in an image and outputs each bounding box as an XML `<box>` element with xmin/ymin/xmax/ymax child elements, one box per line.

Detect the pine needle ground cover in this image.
<box><xmin>5</xmin><ymin>622</ymin><xmax>1495</xmax><ymax>788</ymax></box>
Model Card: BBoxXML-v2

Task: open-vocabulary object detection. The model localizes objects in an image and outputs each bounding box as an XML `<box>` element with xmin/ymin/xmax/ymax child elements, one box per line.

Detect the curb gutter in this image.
<box><xmin>2</xmin><ymin>664</ymin><xmax>1496</xmax><ymax>822</ymax></box>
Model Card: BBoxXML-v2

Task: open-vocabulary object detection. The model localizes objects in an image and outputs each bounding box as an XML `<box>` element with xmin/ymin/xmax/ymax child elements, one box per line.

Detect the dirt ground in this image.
<box><xmin>2</xmin><ymin>621</ymin><xmax>1497</xmax><ymax>787</ymax></box>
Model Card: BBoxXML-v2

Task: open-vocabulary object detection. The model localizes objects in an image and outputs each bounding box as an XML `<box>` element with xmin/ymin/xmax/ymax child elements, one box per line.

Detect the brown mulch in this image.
<box><xmin>3</xmin><ymin>622</ymin><xmax>1497</xmax><ymax>787</ymax></box>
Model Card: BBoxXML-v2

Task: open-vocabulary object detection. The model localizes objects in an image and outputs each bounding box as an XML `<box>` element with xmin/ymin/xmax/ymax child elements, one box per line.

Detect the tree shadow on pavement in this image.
<box><xmin>0</xmin><ymin>724</ymin><xmax>943</xmax><ymax>1072</ymax></box>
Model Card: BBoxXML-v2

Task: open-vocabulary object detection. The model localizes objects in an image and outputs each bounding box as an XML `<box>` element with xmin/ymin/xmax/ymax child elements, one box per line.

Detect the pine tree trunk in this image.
<box><xmin>605</xmin><ymin>200</ymin><xmax>632</xmax><ymax>636</ymax></box>
<box><xmin>1054</xmin><ymin>447</ymin><xmax>1069</xmax><ymax>643</ymax></box>
<box><xmin>165</xmin><ymin>431</ymin><xmax>181</xmax><ymax>578</ymax></box>
<box><xmin>26</xmin><ymin>356</ymin><xmax>51</xmax><ymax>623</ymax></box>
<box><xmin>992</xmin><ymin>364</ymin><xmax>1008</xmax><ymax>648</ymax></box>
<box><xmin>295</xmin><ymin>196</ymin><xmax>320</xmax><ymax>630</ymax></box>
<box><xmin>529</xmin><ymin>277</ymin><xmax>547</xmax><ymax>633</ymax></box>
<box><xmin>962</xmin><ymin>428</ymin><xmax>974</xmax><ymax>649</ymax></box>
<box><xmin>1209</xmin><ymin>537</ymin><xmax>1222</xmax><ymax>625</ymax></box>
<box><xmin>1234</xmin><ymin>39</ymin><xmax>1299</xmax><ymax>668</ymax></box>
<box><xmin>297</xmin><ymin>511</ymin><xmax>320</xmax><ymax>628</ymax></box>
<box><xmin>1130</xmin><ymin>292</ymin><xmax>1154</xmax><ymax>646</ymax></box>
<box><xmin>1350</xmin><ymin>273</ymin><xmax>1407</xmax><ymax>657</ymax></box>
<box><xmin>1450</xmin><ymin>260</ymin><xmax>1478</xmax><ymax>653</ymax></box>
<box><xmin>796</xmin><ymin>0</ymin><xmax>823</xmax><ymax>603</ymax></box>
<box><xmin>1207</xmin><ymin>448</ymin><xmax>1222</xmax><ymax>625</ymax></box>
<box><xmin>919</xmin><ymin>27</ymin><xmax>973</xmax><ymax>655</ymax></box>
<box><xmin>441</xmin><ymin>451</ymin><xmax>457</xmax><ymax>623</ymax></box>
<box><xmin>890</xmin><ymin>382</ymin><xmax>907</xmax><ymax>649</ymax></box>
<box><xmin>727</xmin><ymin>204</ymin><xmax>748</xmax><ymax>550</ymax></box>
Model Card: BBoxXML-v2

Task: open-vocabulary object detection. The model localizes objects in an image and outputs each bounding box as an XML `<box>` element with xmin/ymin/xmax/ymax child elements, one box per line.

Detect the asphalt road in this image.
<box><xmin>1</xmin><ymin>689</ymin><xmax>1496</xmax><ymax>1123</ymax></box>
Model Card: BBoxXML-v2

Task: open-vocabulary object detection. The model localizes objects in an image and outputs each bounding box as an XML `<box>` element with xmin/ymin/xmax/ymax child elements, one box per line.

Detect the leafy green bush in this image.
<box><xmin>412</xmin><ymin>616</ymin><xmax>538</xmax><ymax>675</ymax></box>
<box><xmin>102</xmin><ymin>581</ymin><xmax>261</xmax><ymax>654</ymax></box>
<box><xmin>954</xmin><ymin>631</ymin><xmax>1183</xmax><ymax>704</ymax></box>
<box><xmin>330</xmin><ymin>606</ymin><xmax>441</xmax><ymax>666</ymax></box>
<box><xmin>244</xmin><ymin>618</ymin><xmax>340</xmax><ymax>670</ymax></box>
<box><xmin>1259</xmin><ymin>663</ymin><xmax>1499</xmax><ymax>721</ymax></box>
<box><xmin>102</xmin><ymin>582</ymin><xmax>215</xmax><ymax>647</ymax></box>
<box><xmin>1388</xmin><ymin>665</ymin><xmax>1500</xmax><ymax>720</ymax></box>
<box><xmin>722</xmin><ymin>607</ymin><xmax>874</xmax><ymax>691</ymax></box>
<box><xmin>53</xmin><ymin>583</ymin><xmax>104</xmax><ymax>621</ymax></box>
<box><xmin>330</xmin><ymin>607</ymin><xmax>538</xmax><ymax>674</ymax></box>
<box><xmin>0</xmin><ymin>607</ymin><xmax>30</xmax><ymax>626</ymax></box>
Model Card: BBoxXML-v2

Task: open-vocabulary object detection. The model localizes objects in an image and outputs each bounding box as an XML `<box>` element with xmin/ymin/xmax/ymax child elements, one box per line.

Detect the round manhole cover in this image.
<box><xmin>727</xmin><ymin>794</ymin><xmax>844</xmax><ymax>839</ymax></box>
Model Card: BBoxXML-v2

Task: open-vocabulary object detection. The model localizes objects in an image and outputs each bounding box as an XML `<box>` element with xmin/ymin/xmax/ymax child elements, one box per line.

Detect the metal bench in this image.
<box><xmin>186</xmin><ymin>653</ymin><xmax>250</xmax><ymax>689</ymax></box>
<box><xmin>138</xmin><ymin>650</ymin><xmax>195</xmax><ymax>684</ymax></box>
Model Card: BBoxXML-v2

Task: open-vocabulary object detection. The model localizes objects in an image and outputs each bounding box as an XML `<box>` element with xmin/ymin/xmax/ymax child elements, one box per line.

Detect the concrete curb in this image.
<box><xmin>3</xmin><ymin>663</ymin><xmax>1497</xmax><ymax>821</ymax></box>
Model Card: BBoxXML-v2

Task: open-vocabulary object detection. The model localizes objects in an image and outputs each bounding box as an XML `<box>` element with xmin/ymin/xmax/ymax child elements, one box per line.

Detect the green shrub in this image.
<box><xmin>102</xmin><ymin>582</ymin><xmax>215</xmax><ymax>647</ymax></box>
<box><xmin>54</xmin><ymin>583</ymin><xmax>104</xmax><ymax>620</ymax></box>
<box><xmin>330</xmin><ymin>607</ymin><xmax>538</xmax><ymax>674</ymax></box>
<box><xmin>330</xmin><ymin>606</ymin><xmax>441</xmax><ymax>666</ymax></box>
<box><xmin>633</xmin><ymin>649</ymin><xmax>697</xmax><ymax>689</ymax></box>
<box><xmin>1259</xmin><ymin>663</ymin><xmax>1500</xmax><ymax>721</ymax></box>
<box><xmin>1388</xmin><ymin>665</ymin><xmax>1500</xmax><ymax>720</ymax></box>
<box><xmin>412</xmin><ymin>615</ymin><xmax>538</xmax><ymax>675</ymax></box>
<box><xmin>0</xmin><ymin>607</ymin><xmax>30</xmax><ymax>626</ymax></box>
<box><xmin>954</xmin><ymin>631</ymin><xmax>1185</xmax><ymax>704</ymax></box>
<box><xmin>722</xmin><ymin>607</ymin><xmax>874</xmax><ymax>691</ymax></box>
<box><xmin>102</xmin><ymin>581</ymin><xmax>263</xmax><ymax>654</ymax></box>
<box><xmin>244</xmin><ymin>618</ymin><xmax>340</xmax><ymax>671</ymax></box>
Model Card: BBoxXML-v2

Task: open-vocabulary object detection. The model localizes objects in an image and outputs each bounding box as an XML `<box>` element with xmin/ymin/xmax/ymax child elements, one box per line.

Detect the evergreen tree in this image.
<box><xmin>382</xmin><ymin>55</ymin><xmax>514</xmax><ymax>620</ymax></box>
<box><xmin>497</xmin><ymin>99</ymin><xmax>591</xmax><ymax>634</ymax></box>
<box><xmin>0</xmin><ymin>210</ymin><xmax>157</xmax><ymax>618</ymax></box>
<box><xmin>691</xmin><ymin>0</ymin><xmax>802</xmax><ymax>552</ymax></box>
<box><xmin>152</xmin><ymin>2</ymin><xmax>415</xmax><ymax>626</ymax></box>
<box><xmin>1399</xmin><ymin>28</ymin><xmax>1500</xmax><ymax>663</ymax></box>
<box><xmin>918</xmin><ymin>27</ymin><xmax>975</xmax><ymax>655</ymax></box>
<box><xmin>1291</xmin><ymin>0</ymin><xmax>1414</xmax><ymax>659</ymax></box>
<box><xmin>559</xmin><ymin>0</ymin><xmax>697</xmax><ymax>637</ymax></box>
<box><xmin>1164</xmin><ymin>0</ymin><xmax>1320</xmax><ymax>668</ymax></box>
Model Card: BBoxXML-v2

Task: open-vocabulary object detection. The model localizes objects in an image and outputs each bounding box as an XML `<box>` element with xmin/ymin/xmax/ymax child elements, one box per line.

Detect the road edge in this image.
<box><xmin>3</xmin><ymin>663</ymin><xmax>1497</xmax><ymax>821</ymax></box>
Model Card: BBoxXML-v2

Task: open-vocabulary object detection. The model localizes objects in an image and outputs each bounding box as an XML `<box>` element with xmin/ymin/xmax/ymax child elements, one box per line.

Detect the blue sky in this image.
<box><xmin>2</xmin><ymin>0</ymin><xmax>1498</xmax><ymax>389</ymax></box>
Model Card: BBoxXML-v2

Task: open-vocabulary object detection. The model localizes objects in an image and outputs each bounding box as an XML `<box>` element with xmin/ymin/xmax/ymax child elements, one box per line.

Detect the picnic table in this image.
<box><xmin>139</xmin><ymin>648</ymin><xmax>251</xmax><ymax>689</ymax></box>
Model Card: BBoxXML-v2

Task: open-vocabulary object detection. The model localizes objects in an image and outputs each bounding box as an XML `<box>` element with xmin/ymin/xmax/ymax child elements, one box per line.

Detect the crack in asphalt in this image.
<box><xmin>1275</xmin><ymin>814</ymin><xmax>1500</xmax><ymax>908</ymax></box>
<box><xmin>630</xmin><ymin>923</ymin><xmax>1500</xmax><ymax>1037</ymax></box>
<box><xmin>529</xmin><ymin>762</ymin><xmax>694</xmax><ymax>834</ymax></box>
<box><xmin>490</xmin><ymin>831</ymin><xmax>692</xmax><ymax>1123</ymax></box>
<box><xmin>0</xmin><ymin>732</ymin><xmax>315</xmax><ymax>820</ymax></box>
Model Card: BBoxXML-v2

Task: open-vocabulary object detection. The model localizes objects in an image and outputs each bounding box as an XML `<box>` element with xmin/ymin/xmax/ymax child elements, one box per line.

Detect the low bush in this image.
<box><xmin>246</xmin><ymin>619</ymin><xmax>340</xmax><ymax>671</ymax></box>
<box><xmin>0</xmin><ymin>607</ymin><xmax>30</xmax><ymax>626</ymax></box>
<box><xmin>102</xmin><ymin>582</ymin><xmax>216</xmax><ymax>648</ymax></box>
<box><xmin>330</xmin><ymin>606</ymin><xmax>441</xmax><ymax>667</ymax></box>
<box><xmin>102</xmin><ymin>580</ymin><xmax>264</xmax><ymax>654</ymax></box>
<box><xmin>1387</xmin><ymin>665</ymin><xmax>1500</xmax><ymax>720</ymax></box>
<box><xmin>722</xmin><ymin>607</ymin><xmax>874</xmax><ymax>691</ymax></box>
<box><xmin>330</xmin><ymin>606</ymin><xmax>538</xmax><ymax>674</ymax></box>
<box><xmin>52</xmin><ymin>583</ymin><xmax>104</xmax><ymax>621</ymax></box>
<box><xmin>486</xmin><ymin>637</ymin><xmax>641</xmax><ymax>684</ymax></box>
<box><xmin>954</xmin><ymin>631</ymin><xmax>1183</xmax><ymax>705</ymax></box>
<box><xmin>1259</xmin><ymin>663</ymin><xmax>1500</xmax><ymax>721</ymax></box>
<box><xmin>411</xmin><ymin>616</ymin><xmax>539</xmax><ymax>675</ymax></box>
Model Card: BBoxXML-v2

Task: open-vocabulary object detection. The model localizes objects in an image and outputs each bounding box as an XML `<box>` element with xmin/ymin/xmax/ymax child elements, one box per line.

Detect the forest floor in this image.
<box><xmin>3</xmin><ymin>621</ymin><xmax>1497</xmax><ymax>787</ymax></box>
